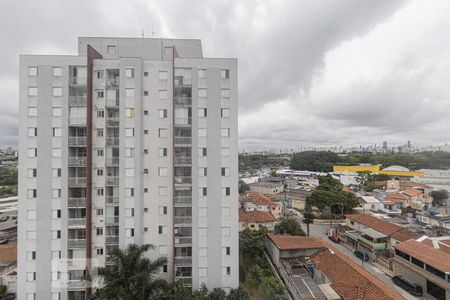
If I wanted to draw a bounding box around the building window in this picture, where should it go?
[125,68,135,78]
[199,167,207,177]
[159,71,168,80]
[97,208,103,216]
[221,167,230,177]
[52,209,61,219]
[144,91,149,96]
[27,272,36,282]
[159,206,168,215]
[53,107,62,117]
[125,108,135,118]
[159,90,168,99]
[52,168,61,177]
[159,148,168,157]
[222,187,231,196]
[52,230,61,239]
[28,148,37,157]
[28,87,38,96]
[198,128,207,137]
[97,90,104,98]
[53,67,63,76]
[126,188,134,197]
[221,128,230,137]
[125,128,135,137]
[107,45,116,54]
[198,89,207,98]
[158,167,168,177]
[97,128,103,137]
[27,251,36,261]
[125,148,135,157]
[52,189,61,198]
[96,70,104,79]
[198,108,207,118]
[198,69,207,78]
[28,127,37,137]
[53,127,62,137]
[28,168,37,178]
[97,110,104,118]
[144,149,149,154]
[221,89,230,98]
[144,71,148,77]
[158,128,168,138]
[199,148,207,157]
[225,247,231,256]
[28,66,38,76]
[27,189,37,199]
[53,87,62,97]
[126,208,134,217]
[144,110,149,115]
[126,88,135,97]
[97,149,104,156]
[97,248,104,255]
[126,228,135,237]
[163,265,168,273]
[221,69,230,79]
[221,108,230,118]
[28,107,38,116]
[144,129,148,135]
[200,187,207,196]
[96,228,103,235]
[158,109,168,118]
[97,188,104,196]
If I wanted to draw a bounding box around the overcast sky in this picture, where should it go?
[1,0,449,151]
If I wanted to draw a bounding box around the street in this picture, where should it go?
[288,214,419,300]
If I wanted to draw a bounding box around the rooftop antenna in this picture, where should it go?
[152,24,156,38]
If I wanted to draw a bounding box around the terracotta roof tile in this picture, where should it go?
[0,244,16,263]
[245,192,278,208]
[394,239,450,273]
[267,234,325,250]
[400,188,423,197]
[239,210,276,223]
[311,247,404,300]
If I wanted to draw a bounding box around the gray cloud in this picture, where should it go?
[2,0,449,150]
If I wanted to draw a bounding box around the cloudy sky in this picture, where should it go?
[1,0,450,151]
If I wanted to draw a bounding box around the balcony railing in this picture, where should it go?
[358,236,388,250]
[68,137,87,147]
[174,137,192,145]
[68,96,87,106]
[174,256,192,266]
[105,216,119,225]
[175,236,192,245]
[106,118,120,127]
[174,176,192,184]
[105,98,119,108]
[105,176,119,186]
[106,78,120,88]
[174,277,192,286]
[68,198,86,208]
[68,157,87,167]
[106,137,119,146]
[174,118,192,126]
[105,157,119,166]
[69,77,87,86]
[174,216,192,225]
[174,97,192,106]
[105,196,119,204]
[174,196,192,206]
[105,236,119,245]
[68,239,86,248]
[68,177,86,187]
[174,156,192,165]
[68,218,86,228]
[69,117,87,126]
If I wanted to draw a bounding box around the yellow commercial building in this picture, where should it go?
[333,165,424,178]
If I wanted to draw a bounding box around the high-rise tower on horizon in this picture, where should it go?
[18,37,238,300]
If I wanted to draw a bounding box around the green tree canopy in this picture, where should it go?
[277,218,305,236]
[431,189,449,207]
[239,227,267,257]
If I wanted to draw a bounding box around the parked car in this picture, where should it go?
[354,250,369,261]
[328,235,340,243]
[392,275,423,296]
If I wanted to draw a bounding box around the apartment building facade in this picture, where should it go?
[18,37,238,300]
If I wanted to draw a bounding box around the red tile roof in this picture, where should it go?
[0,244,16,263]
[267,234,325,250]
[245,192,278,208]
[385,192,410,204]
[399,182,432,189]
[239,210,276,223]
[346,214,416,242]
[394,239,450,273]
[400,188,423,197]
[312,247,404,300]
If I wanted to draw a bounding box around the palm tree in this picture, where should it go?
[91,244,168,300]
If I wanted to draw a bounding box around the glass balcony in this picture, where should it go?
[105,157,119,166]
[105,118,120,127]
[69,117,87,126]
[68,157,87,167]
[105,196,119,204]
[174,196,192,206]
[105,98,119,108]
[174,256,192,266]
[175,118,192,126]
[68,218,86,228]
[105,138,119,147]
[68,96,87,106]
[175,236,192,245]
[69,77,87,86]
[174,216,192,225]
[358,236,388,250]
[174,176,192,184]
[174,156,192,165]
[68,239,86,248]
[105,176,119,186]
[68,198,86,208]
[68,137,87,147]
[68,177,86,187]
[105,236,119,245]
[105,216,119,225]
[105,78,120,88]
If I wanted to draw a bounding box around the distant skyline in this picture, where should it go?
[1,0,450,150]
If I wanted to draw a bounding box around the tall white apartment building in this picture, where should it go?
[18,37,238,300]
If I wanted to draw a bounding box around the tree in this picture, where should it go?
[277,218,305,236]
[0,285,6,297]
[290,151,340,172]
[239,180,250,194]
[303,206,315,236]
[91,244,167,300]
[260,276,287,300]
[431,189,449,207]
[227,287,249,300]
[240,227,267,257]
[208,288,226,300]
